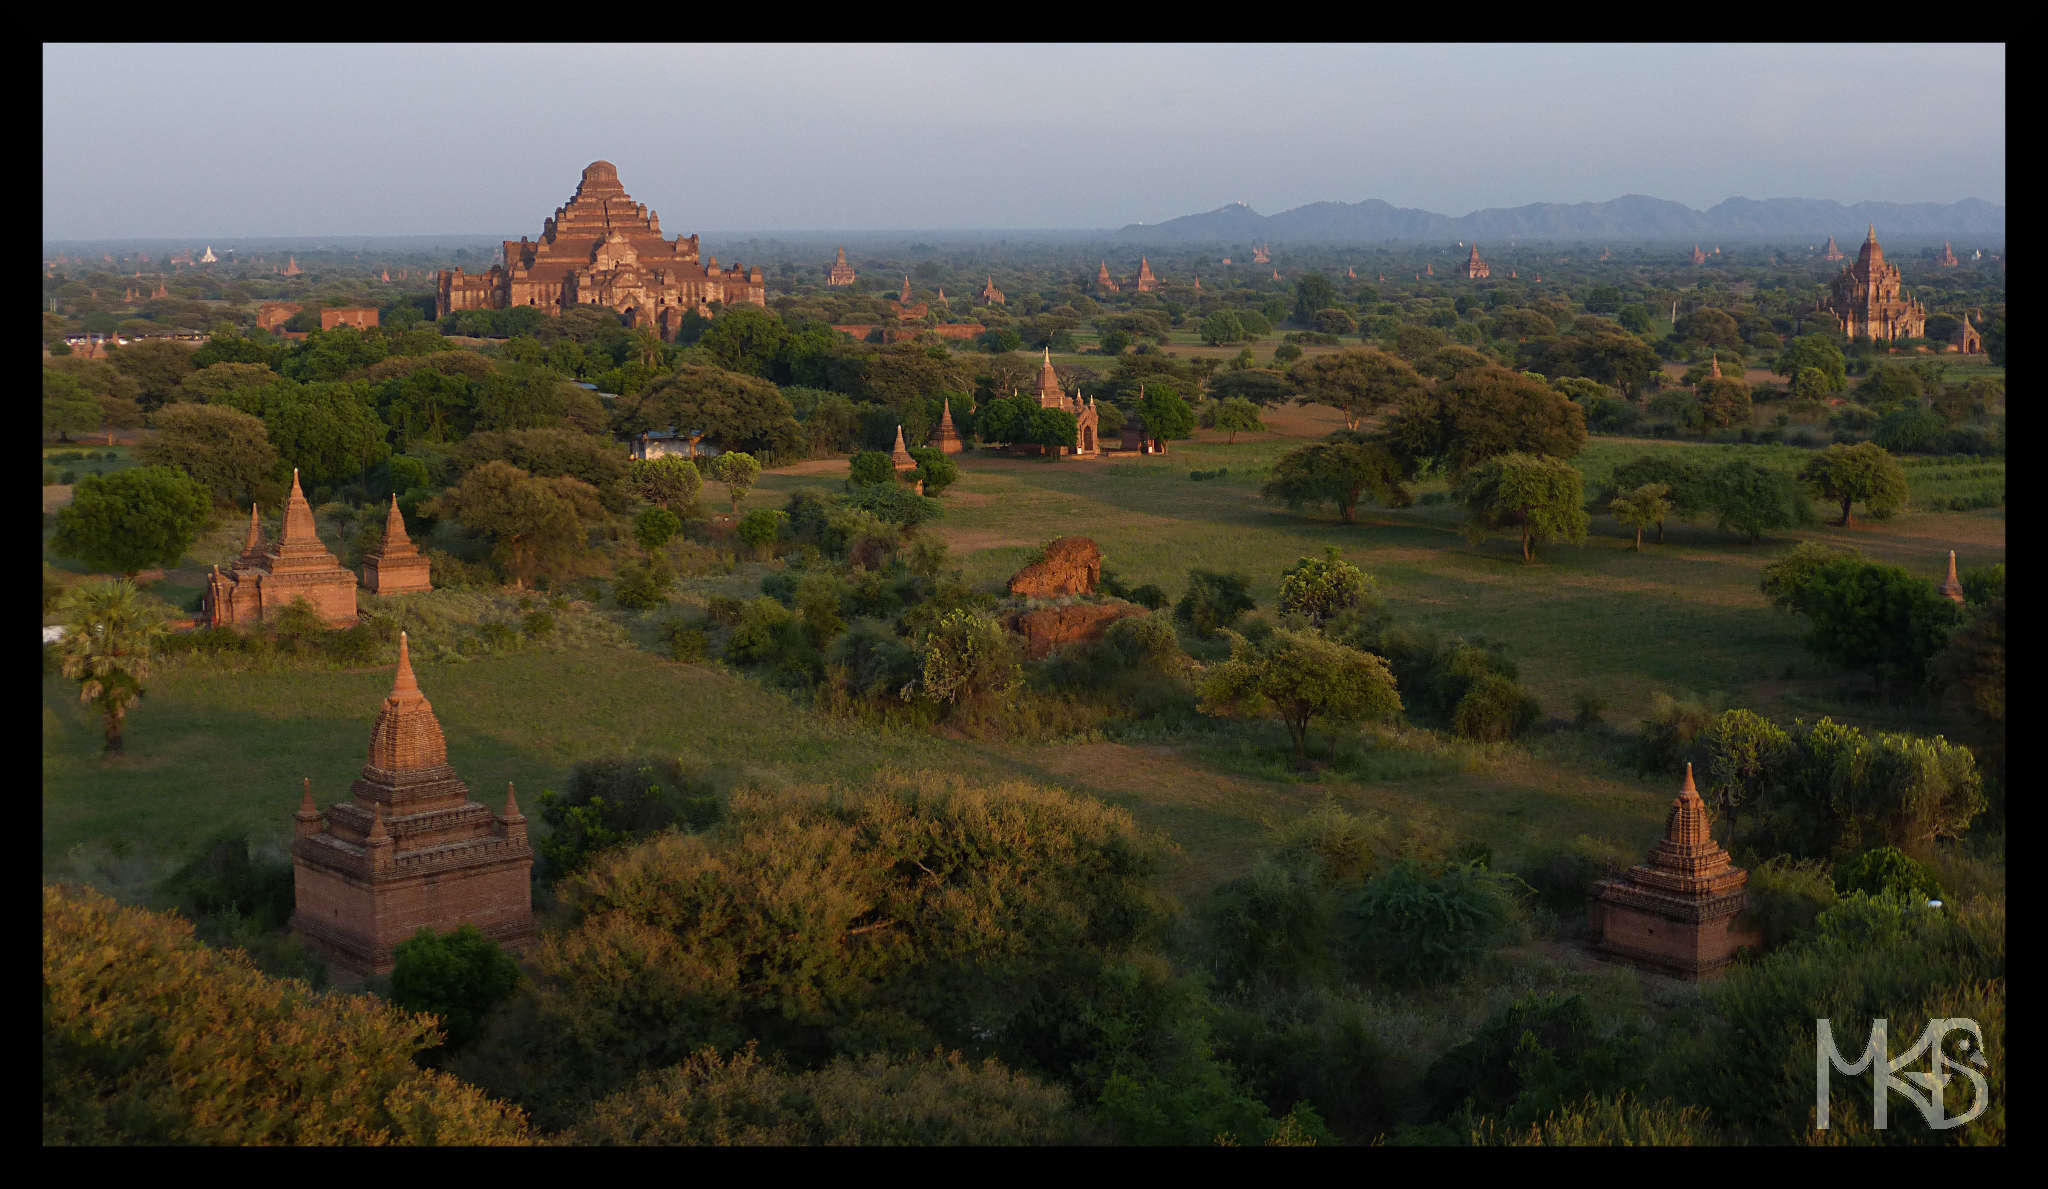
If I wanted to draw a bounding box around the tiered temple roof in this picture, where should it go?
[890,425,917,470]
[1591,763,1755,978]
[928,398,963,454]
[361,494,432,596]
[435,160,765,340]
[291,633,534,977]
[1825,225,1927,342]
[206,470,359,629]
[1134,257,1157,292]
[1465,243,1490,279]
[827,245,856,286]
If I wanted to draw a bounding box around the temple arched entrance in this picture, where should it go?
[1083,426,1095,452]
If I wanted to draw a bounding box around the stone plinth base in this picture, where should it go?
[363,555,432,596]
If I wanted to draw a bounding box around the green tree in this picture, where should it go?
[907,446,958,496]
[1785,556,1963,690]
[1205,368,1294,407]
[108,338,197,411]
[1278,548,1373,628]
[136,403,281,507]
[260,381,392,485]
[1292,273,1337,327]
[1706,459,1813,543]
[43,368,102,441]
[569,1046,1094,1145]
[1286,349,1424,431]
[1205,397,1267,443]
[1137,386,1195,443]
[848,450,896,488]
[1380,365,1586,477]
[695,306,789,378]
[428,461,602,589]
[1456,452,1589,562]
[53,580,168,754]
[1608,482,1672,551]
[1199,628,1402,767]
[633,506,683,556]
[712,450,762,515]
[1176,570,1256,638]
[1260,440,1409,523]
[390,925,524,1054]
[1773,334,1846,394]
[918,609,1018,711]
[52,466,213,576]
[1798,442,1908,527]
[614,365,802,460]
[1701,709,1792,830]
[1695,377,1752,430]
[627,456,702,514]
[1199,310,1246,345]
[42,884,532,1145]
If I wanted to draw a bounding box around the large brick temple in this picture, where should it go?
[203,469,358,629]
[290,633,534,977]
[1823,224,1927,343]
[1591,763,1759,979]
[435,159,765,340]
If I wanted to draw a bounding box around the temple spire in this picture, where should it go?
[244,503,264,551]
[393,631,419,698]
[503,782,522,819]
[1680,761,1698,798]
[383,493,411,547]
[1940,550,1965,603]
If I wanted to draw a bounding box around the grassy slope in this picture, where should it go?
[44,423,2004,901]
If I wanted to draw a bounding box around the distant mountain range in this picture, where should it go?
[1116,196,2006,244]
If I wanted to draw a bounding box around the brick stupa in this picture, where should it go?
[1940,551,1965,604]
[890,424,918,470]
[204,469,358,629]
[291,633,534,977]
[1592,763,1758,979]
[361,494,433,596]
[928,398,963,455]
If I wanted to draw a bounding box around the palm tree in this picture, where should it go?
[54,580,166,755]
[633,327,666,372]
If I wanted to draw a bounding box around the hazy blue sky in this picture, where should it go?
[43,43,2005,239]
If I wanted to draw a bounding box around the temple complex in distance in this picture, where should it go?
[291,633,534,978]
[1464,244,1490,279]
[1823,225,1926,342]
[204,470,358,629]
[436,160,765,340]
[1591,764,1758,979]
[360,494,433,596]
[980,275,1005,304]
[827,246,856,286]
[1822,235,1845,261]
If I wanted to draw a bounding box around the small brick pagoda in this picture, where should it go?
[928,398,963,454]
[1031,347,1100,457]
[204,469,358,629]
[1939,550,1965,603]
[1133,256,1158,292]
[890,424,918,471]
[361,494,433,596]
[826,245,856,286]
[1591,763,1758,979]
[1464,243,1490,279]
[290,633,534,977]
[1097,260,1120,293]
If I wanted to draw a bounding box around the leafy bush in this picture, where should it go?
[1833,845,1941,902]
[611,559,673,611]
[390,925,524,1054]
[657,617,708,662]
[1176,569,1256,638]
[1341,860,1519,987]
[1450,674,1541,742]
[533,755,721,879]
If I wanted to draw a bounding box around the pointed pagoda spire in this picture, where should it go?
[244,502,264,552]
[1681,761,1698,797]
[368,802,388,841]
[298,777,320,819]
[1940,551,1965,603]
[503,782,522,819]
[392,630,420,698]
[1867,222,1877,243]
[279,467,319,547]
[1708,353,1721,380]
[382,493,411,548]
